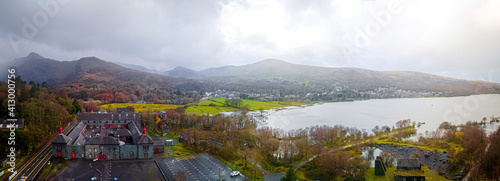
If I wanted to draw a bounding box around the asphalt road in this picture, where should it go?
[54,159,166,181]
[157,153,247,181]
[10,122,77,181]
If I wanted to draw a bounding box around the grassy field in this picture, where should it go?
[186,98,304,114]
[185,105,239,115]
[172,143,193,157]
[365,166,450,181]
[99,103,181,112]
[211,154,264,180]
[99,99,303,115]
[374,137,463,153]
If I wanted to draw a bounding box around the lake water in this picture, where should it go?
[264,94,500,135]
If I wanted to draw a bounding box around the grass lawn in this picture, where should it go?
[172,143,194,157]
[365,166,450,181]
[189,98,305,115]
[296,169,315,181]
[211,154,264,180]
[99,103,181,112]
[100,99,305,115]
[374,138,461,153]
[185,105,238,115]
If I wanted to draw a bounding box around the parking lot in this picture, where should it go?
[156,153,247,181]
[53,159,165,181]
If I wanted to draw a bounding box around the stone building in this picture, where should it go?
[394,158,425,181]
[51,107,156,160]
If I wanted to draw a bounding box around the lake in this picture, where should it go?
[264,94,500,135]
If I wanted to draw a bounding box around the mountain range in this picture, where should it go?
[3,52,500,101]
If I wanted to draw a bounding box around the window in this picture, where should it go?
[89,148,91,153]
[94,148,97,153]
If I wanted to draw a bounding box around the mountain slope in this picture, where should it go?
[113,62,163,74]
[5,53,500,101]
[5,53,209,103]
[164,67,205,79]
[197,59,500,96]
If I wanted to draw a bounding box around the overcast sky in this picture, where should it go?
[1,0,499,82]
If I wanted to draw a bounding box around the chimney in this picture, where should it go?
[59,127,63,134]
[143,127,146,134]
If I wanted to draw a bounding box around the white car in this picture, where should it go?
[230,171,240,177]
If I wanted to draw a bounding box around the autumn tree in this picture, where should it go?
[379,150,395,167]
[459,122,487,169]
[479,127,500,179]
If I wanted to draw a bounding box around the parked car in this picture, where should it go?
[230,171,240,177]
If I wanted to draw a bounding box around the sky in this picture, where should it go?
[0,0,499,82]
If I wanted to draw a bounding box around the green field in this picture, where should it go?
[99,103,181,112]
[186,98,303,114]
[100,98,304,115]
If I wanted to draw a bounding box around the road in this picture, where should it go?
[10,122,77,181]
[237,152,266,174]
[157,153,247,181]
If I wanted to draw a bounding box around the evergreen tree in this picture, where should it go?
[281,167,297,181]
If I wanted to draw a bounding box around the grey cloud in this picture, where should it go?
[0,0,499,82]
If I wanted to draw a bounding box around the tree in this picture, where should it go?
[379,150,395,167]
[281,167,297,181]
[479,127,500,179]
[459,122,487,168]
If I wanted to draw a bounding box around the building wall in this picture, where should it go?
[137,144,154,159]
[100,145,120,160]
[67,145,85,159]
[52,144,68,158]
[119,145,138,159]
[85,145,99,160]
[85,120,131,129]
[153,145,164,153]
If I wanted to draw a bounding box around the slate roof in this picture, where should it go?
[397,159,421,170]
[77,113,141,121]
[116,129,132,137]
[72,134,86,146]
[127,120,141,144]
[116,107,135,113]
[53,134,71,144]
[153,138,163,146]
[68,121,86,142]
[137,135,154,144]
[85,136,119,145]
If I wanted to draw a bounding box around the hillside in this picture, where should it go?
[5,52,209,104]
[190,59,500,96]
[4,53,500,102]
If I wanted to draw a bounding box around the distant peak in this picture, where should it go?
[254,58,290,65]
[26,52,44,60]
[172,66,192,71]
[78,56,103,62]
